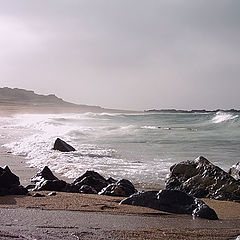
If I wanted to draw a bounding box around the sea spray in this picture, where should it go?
[1,112,240,188]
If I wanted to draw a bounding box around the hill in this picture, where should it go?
[0,87,105,113]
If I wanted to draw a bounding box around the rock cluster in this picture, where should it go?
[120,189,218,220]
[165,156,240,201]
[31,167,137,197]
[99,179,137,197]
[0,166,28,196]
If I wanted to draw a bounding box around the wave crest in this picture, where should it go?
[212,111,239,123]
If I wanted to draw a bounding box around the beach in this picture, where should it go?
[0,106,240,239]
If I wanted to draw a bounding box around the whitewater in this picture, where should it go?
[1,111,239,189]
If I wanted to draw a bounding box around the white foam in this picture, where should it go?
[2,113,170,186]
[141,126,158,130]
[212,111,238,123]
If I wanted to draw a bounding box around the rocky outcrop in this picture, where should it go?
[165,156,240,201]
[0,166,28,196]
[99,179,137,197]
[192,204,219,220]
[31,166,59,183]
[72,171,109,193]
[79,185,97,194]
[229,162,240,181]
[31,166,68,191]
[120,189,218,220]
[53,138,76,152]
[30,168,136,196]
[34,179,67,191]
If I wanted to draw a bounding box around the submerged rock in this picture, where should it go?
[31,166,59,183]
[99,179,137,197]
[0,166,28,196]
[165,156,240,201]
[53,138,76,152]
[229,162,240,181]
[120,189,219,220]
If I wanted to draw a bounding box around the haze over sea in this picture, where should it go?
[1,111,239,189]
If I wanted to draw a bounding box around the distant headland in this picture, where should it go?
[0,87,133,114]
[1,87,239,114]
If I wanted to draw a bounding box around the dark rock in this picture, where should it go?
[156,189,196,214]
[0,166,28,196]
[73,171,107,184]
[229,162,240,181]
[8,185,28,195]
[26,185,36,190]
[0,166,20,188]
[48,192,57,196]
[34,180,67,191]
[192,204,219,220]
[53,138,76,152]
[106,177,117,184]
[79,185,97,194]
[120,191,159,209]
[165,156,240,201]
[99,179,137,197]
[32,193,45,197]
[63,183,79,193]
[31,166,59,183]
[73,171,108,193]
[120,189,219,220]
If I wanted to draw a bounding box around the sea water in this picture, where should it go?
[1,111,239,188]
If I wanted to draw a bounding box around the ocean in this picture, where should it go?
[1,111,239,189]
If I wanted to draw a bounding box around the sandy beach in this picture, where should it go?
[0,107,240,239]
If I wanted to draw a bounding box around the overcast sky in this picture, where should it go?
[0,1,239,110]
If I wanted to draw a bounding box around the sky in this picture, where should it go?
[0,1,239,110]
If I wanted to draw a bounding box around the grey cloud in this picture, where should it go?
[0,0,239,110]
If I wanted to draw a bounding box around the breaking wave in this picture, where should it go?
[1,111,240,188]
[211,111,239,124]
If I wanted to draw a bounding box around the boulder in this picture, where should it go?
[165,156,240,201]
[229,162,240,181]
[34,179,67,191]
[0,166,28,196]
[120,191,159,209]
[120,189,219,220]
[31,166,59,183]
[32,193,45,197]
[99,179,137,197]
[192,204,219,220]
[0,166,20,188]
[53,138,76,152]
[73,171,108,193]
[48,192,57,196]
[79,185,97,194]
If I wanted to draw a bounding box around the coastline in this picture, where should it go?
[0,106,240,239]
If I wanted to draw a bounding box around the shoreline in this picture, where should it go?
[0,106,240,239]
[0,142,239,239]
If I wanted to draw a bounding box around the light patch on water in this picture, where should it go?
[212,111,239,124]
